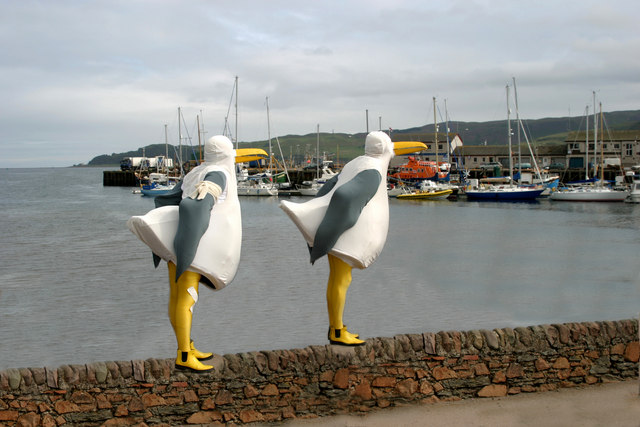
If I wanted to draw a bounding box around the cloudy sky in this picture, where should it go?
[1,0,638,167]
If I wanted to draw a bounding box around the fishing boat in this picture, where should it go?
[140,181,177,197]
[297,125,339,196]
[236,171,278,196]
[137,122,181,197]
[387,181,412,197]
[298,162,338,196]
[231,91,282,197]
[465,81,544,201]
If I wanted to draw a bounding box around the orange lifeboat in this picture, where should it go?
[390,156,448,182]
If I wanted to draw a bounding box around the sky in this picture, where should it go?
[1,0,639,167]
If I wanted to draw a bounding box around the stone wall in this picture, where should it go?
[1,319,638,426]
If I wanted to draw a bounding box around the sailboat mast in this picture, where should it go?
[316,124,320,179]
[585,105,589,181]
[445,98,451,163]
[512,77,522,182]
[507,84,513,183]
[178,107,183,175]
[164,124,169,174]
[235,76,239,150]
[266,97,273,173]
[365,109,369,133]
[433,97,438,172]
[197,114,202,163]
[599,102,604,182]
[593,91,597,181]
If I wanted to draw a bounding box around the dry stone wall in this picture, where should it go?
[1,319,638,426]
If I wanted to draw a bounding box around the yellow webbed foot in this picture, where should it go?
[329,326,365,346]
[190,340,213,361]
[175,350,214,373]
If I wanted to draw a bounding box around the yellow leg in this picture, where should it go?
[167,262,213,372]
[326,255,364,346]
[168,263,213,360]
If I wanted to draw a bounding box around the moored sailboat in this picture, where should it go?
[465,82,544,201]
[550,93,626,202]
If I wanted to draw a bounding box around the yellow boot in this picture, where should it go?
[175,349,214,372]
[329,326,365,346]
[169,263,214,372]
[191,340,213,361]
[326,255,365,346]
[327,325,358,340]
[168,262,213,362]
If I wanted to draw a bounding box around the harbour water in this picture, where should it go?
[1,167,639,371]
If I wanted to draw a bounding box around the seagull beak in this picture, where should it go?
[393,141,427,156]
[235,148,269,163]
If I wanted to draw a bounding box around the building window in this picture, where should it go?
[626,144,632,156]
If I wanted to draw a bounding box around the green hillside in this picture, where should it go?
[88,109,640,166]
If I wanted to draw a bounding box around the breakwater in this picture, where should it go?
[1,319,638,426]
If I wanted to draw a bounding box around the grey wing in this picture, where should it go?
[309,169,381,264]
[173,171,227,281]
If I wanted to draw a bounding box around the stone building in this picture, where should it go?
[563,130,640,170]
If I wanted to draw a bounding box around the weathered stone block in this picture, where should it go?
[552,357,570,370]
[114,361,133,379]
[54,400,80,414]
[131,360,145,382]
[396,378,418,398]
[432,366,456,381]
[481,330,500,350]
[372,377,396,388]
[353,380,372,400]
[239,409,265,423]
[477,384,507,397]
[17,411,40,426]
[0,410,19,422]
[187,410,223,424]
[262,384,279,396]
[214,389,233,405]
[4,369,21,391]
[624,341,639,362]
[333,368,350,389]
[407,334,424,353]
[544,325,560,348]
[394,334,412,358]
[424,333,437,354]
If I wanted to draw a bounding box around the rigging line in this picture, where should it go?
[223,78,237,140]
[601,112,624,173]
[177,109,199,162]
[569,106,589,144]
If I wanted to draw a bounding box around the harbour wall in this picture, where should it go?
[1,319,638,426]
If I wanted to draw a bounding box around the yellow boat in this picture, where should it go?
[396,188,453,200]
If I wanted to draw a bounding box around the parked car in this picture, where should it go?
[480,162,502,170]
[513,163,532,169]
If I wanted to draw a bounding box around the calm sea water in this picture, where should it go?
[1,167,639,371]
